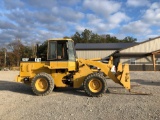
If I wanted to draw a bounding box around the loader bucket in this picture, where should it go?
[119,64,130,90]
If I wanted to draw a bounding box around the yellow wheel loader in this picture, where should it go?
[16,38,130,97]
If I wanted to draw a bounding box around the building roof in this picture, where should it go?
[113,36,160,57]
[47,38,73,41]
[75,43,138,50]
[119,36,160,52]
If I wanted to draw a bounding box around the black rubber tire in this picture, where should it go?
[31,72,54,96]
[83,72,107,97]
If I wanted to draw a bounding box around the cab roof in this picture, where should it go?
[47,38,73,41]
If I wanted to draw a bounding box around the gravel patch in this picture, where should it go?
[0,71,160,120]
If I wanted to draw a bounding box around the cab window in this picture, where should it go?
[57,42,68,60]
[48,41,68,60]
[48,41,56,60]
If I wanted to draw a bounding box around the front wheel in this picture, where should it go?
[83,73,107,97]
[31,72,54,96]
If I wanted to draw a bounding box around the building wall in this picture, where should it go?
[129,65,160,71]
[120,56,155,64]
[76,50,115,59]
[120,37,160,53]
[120,56,160,64]
[119,37,160,71]
[120,56,160,71]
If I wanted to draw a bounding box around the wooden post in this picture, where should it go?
[152,54,156,71]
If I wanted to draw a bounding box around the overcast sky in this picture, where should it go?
[0,0,160,47]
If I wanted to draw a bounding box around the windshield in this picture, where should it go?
[67,41,76,61]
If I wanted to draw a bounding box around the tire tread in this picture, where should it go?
[83,72,107,97]
[31,72,54,96]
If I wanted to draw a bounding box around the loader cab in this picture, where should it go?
[47,39,76,61]
[47,39,77,71]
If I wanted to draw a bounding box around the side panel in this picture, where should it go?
[68,61,76,71]
[17,61,51,83]
[57,61,68,69]
[49,61,76,71]
[73,65,93,88]
[17,61,73,87]
[51,70,68,87]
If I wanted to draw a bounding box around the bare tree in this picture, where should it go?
[8,38,23,66]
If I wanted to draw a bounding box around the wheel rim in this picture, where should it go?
[35,78,48,92]
[89,79,102,93]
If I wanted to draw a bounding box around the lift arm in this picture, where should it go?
[78,57,130,90]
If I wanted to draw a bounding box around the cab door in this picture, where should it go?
[57,42,68,69]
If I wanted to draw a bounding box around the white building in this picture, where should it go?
[75,36,160,71]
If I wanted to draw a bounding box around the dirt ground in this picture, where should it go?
[0,71,160,120]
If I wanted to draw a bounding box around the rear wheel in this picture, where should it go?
[83,73,107,97]
[31,72,54,96]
